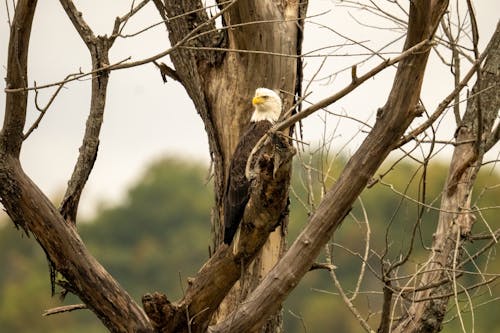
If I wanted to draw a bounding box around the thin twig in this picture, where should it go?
[452,229,467,333]
[111,0,151,42]
[326,244,375,333]
[441,17,462,125]
[5,57,131,93]
[397,24,497,148]
[408,276,498,302]
[350,197,370,302]
[122,0,233,38]
[23,75,73,139]
[43,304,87,316]
[5,0,12,27]
[275,38,434,133]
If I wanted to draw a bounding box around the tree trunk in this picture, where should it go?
[153,1,306,331]
[392,22,500,333]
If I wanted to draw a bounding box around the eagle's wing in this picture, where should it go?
[223,121,272,244]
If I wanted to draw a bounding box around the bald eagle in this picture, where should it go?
[223,88,282,244]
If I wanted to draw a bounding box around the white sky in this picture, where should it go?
[1,1,498,220]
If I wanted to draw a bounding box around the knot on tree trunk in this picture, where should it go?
[142,292,175,331]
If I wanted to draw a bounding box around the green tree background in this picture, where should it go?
[0,156,498,332]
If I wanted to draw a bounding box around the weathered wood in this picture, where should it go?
[58,0,113,224]
[1,0,37,160]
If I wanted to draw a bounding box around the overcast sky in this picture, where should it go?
[1,1,498,220]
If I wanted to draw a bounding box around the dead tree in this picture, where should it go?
[2,1,498,333]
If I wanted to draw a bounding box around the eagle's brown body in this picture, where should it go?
[223,120,272,244]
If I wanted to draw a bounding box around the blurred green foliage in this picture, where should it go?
[0,156,498,332]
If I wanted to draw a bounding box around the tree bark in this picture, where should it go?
[391,22,500,333]
[1,0,37,160]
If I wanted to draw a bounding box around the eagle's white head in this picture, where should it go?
[251,87,282,123]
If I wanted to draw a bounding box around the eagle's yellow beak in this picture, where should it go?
[252,96,264,106]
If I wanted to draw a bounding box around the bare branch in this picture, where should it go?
[396,26,498,148]
[43,304,87,316]
[0,0,37,158]
[58,0,112,224]
[110,0,151,43]
[350,197,371,302]
[4,57,130,93]
[441,17,463,125]
[23,76,71,140]
[274,38,434,133]
[326,243,375,333]
[59,0,96,47]
[4,0,12,27]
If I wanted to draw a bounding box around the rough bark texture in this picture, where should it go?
[1,0,36,160]
[209,1,449,332]
[392,23,500,333]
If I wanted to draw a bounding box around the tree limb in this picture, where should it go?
[273,38,435,133]
[0,0,37,159]
[58,0,112,224]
